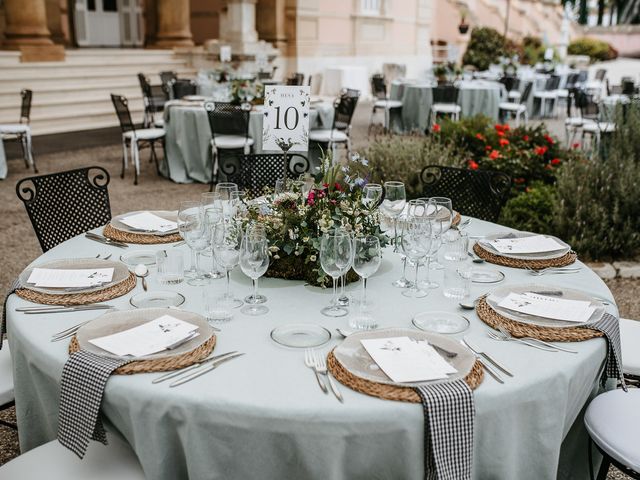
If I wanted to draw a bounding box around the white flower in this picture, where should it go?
[273,254,280,260]
[310,255,317,262]
[269,245,280,252]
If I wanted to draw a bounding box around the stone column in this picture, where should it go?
[2,0,53,48]
[153,0,194,47]
[226,0,258,49]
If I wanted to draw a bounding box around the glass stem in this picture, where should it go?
[253,277,259,300]
[190,249,196,272]
[332,277,338,307]
[226,270,231,298]
[401,257,408,279]
[195,252,202,278]
[340,274,345,298]
[425,255,431,283]
[393,219,398,252]
[414,262,420,291]
[362,277,367,308]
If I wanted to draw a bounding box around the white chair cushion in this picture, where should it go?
[213,135,254,150]
[584,389,640,473]
[309,129,348,143]
[555,89,569,98]
[0,340,14,407]
[507,91,521,100]
[431,103,461,114]
[0,124,29,134]
[582,122,615,133]
[0,436,145,479]
[499,102,526,112]
[374,99,403,109]
[565,117,584,126]
[123,128,165,141]
[620,318,640,375]
[153,118,165,128]
[534,91,557,99]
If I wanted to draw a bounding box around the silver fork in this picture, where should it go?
[497,326,578,354]
[526,266,581,276]
[304,348,327,394]
[96,253,113,260]
[51,320,92,341]
[313,350,343,402]
[487,331,558,352]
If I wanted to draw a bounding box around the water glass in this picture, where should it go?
[320,230,353,317]
[361,183,383,209]
[215,182,238,220]
[156,250,184,285]
[212,221,243,308]
[350,235,382,330]
[239,228,269,316]
[203,289,233,323]
[178,200,202,279]
[442,231,471,300]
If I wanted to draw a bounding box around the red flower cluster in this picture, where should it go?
[523,135,530,142]
[572,143,580,149]
[498,138,509,147]
[551,158,561,165]
[475,133,485,141]
[488,150,500,160]
[535,145,548,156]
[514,177,526,184]
[544,134,555,145]
[432,124,441,133]
[468,160,479,170]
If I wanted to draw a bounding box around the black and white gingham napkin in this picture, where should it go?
[415,379,475,480]
[1,278,21,348]
[589,312,626,391]
[58,350,132,458]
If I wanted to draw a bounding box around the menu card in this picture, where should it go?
[89,315,199,357]
[120,212,177,233]
[485,235,564,254]
[360,336,457,383]
[27,267,114,288]
[498,292,596,323]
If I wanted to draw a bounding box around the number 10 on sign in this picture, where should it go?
[262,86,310,153]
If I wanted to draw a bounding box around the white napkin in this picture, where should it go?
[120,212,177,233]
[498,292,596,323]
[361,336,457,383]
[27,268,114,288]
[89,315,199,357]
[486,235,564,254]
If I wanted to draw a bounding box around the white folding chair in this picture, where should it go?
[0,89,37,173]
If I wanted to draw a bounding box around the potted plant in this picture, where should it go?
[458,10,470,34]
[433,64,449,85]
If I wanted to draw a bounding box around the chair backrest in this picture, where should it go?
[622,79,635,96]
[172,79,197,99]
[371,74,387,100]
[332,89,360,131]
[520,82,533,104]
[432,85,459,104]
[204,101,250,141]
[420,165,511,223]
[499,76,518,92]
[160,71,177,85]
[565,73,580,90]
[110,94,136,133]
[577,70,588,83]
[595,69,606,81]
[20,89,33,124]
[286,73,305,86]
[545,75,561,91]
[137,73,152,99]
[16,166,112,252]
[575,90,599,120]
[228,153,310,198]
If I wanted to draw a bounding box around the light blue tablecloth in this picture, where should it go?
[0,139,6,180]
[161,102,334,184]
[8,217,614,479]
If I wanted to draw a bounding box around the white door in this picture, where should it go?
[75,0,121,46]
[119,0,144,47]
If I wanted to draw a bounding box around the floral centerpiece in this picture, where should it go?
[242,154,389,287]
[230,78,264,105]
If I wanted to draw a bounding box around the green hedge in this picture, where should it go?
[568,37,618,62]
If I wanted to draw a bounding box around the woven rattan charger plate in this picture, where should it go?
[103,223,182,244]
[473,243,577,270]
[68,334,216,375]
[15,272,137,306]
[476,297,603,342]
[327,350,484,403]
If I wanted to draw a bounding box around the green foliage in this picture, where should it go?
[521,36,545,65]
[499,183,557,234]
[568,37,618,62]
[553,103,640,260]
[462,27,507,71]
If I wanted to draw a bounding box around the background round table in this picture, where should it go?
[7,217,615,480]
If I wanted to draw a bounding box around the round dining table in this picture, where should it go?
[7,216,615,480]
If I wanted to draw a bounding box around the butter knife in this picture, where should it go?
[84,232,129,248]
[169,352,245,387]
[152,350,238,384]
[462,337,513,377]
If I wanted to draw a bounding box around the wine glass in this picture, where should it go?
[336,228,354,307]
[212,221,243,308]
[401,203,432,298]
[180,212,211,286]
[240,227,269,316]
[243,223,268,305]
[320,230,352,317]
[350,235,382,330]
[379,181,406,252]
[215,182,238,220]
[361,183,383,209]
[421,196,453,271]
[201,192,224,279]
[178,200,201,279]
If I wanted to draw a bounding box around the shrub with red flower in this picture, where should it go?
[468,160,479,170]
[551,158,561,165]
[535,145,548,156]
[488,150,500,160]
[432,123,441,133]
[498,138,509,147]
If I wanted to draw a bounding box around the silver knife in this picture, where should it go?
[462,337,513,377]
[23,306,116,314]
[477,358,504,384]
[169,352,245,387]
[152,351,238,384]
[85,232,129,249]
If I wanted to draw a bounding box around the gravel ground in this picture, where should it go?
[0,101,636,478]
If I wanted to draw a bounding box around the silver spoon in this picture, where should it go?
[134,263,149,291]
[459,293,487,310]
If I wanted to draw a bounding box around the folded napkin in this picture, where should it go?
[589,313,626,391]
[1,278,21,348]
[414,379,474,480]
[58,350,132,458]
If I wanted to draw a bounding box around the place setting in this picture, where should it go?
[102,210,182,245]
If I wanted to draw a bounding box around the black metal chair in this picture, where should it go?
[576,90,615,155]
[171,78,198,99]
[137,73,167,128]
[226,153,310,198]
[160,70,177,86]
[369,74,402,135]
[498,82,532,126]
[309,88,360,160]
[429,85,460,127]
[111,94,165,185]
[0,339,15,430]
[204,101,254,191]
[533,74,561,117]
[286,73,305,86]
[0,89,37,173]
[16,166,112,252]
[420,165,511,223]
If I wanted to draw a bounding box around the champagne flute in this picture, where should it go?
[215,182,238,220]
[361,183,383,210]
[212,221,243,308]
[421,196,453,271]
[320,230,352,317]
[336,228,354,307]
[178,200,201,279]
[240,227,269,316]
[181,212,210,286]
[201,192,224,279]
[401,202,431,298]
[380,181,406,251]
[244,223,268,305]
[350,235,382,330]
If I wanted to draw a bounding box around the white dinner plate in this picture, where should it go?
[486,284,605,328]
[110,210,178,236]
[478,231,571,260]
[333,328,475,387]
[19,258,130,295]
[76,308,214,360]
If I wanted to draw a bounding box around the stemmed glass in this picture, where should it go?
[350,235,382,330]
[216,182,238,220]
[179,211,211,286]
[212,221,243,308]
[380,181,409,288]
[320,230,353,317]
[361,183,383,210]
[201,192,224,279]
[178,200,202,280]
[239,225,269,316]
[422,197,453,271]
[336,229,354,307]
[243,223,268,305]
[401,201,432,298]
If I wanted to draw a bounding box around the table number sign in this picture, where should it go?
[262,85,310,153]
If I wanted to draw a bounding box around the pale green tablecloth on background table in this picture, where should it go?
[8,217,615,480]
[0,139,6,180]
[160,102,334,184]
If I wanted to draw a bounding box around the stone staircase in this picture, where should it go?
[0,49,196,136]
